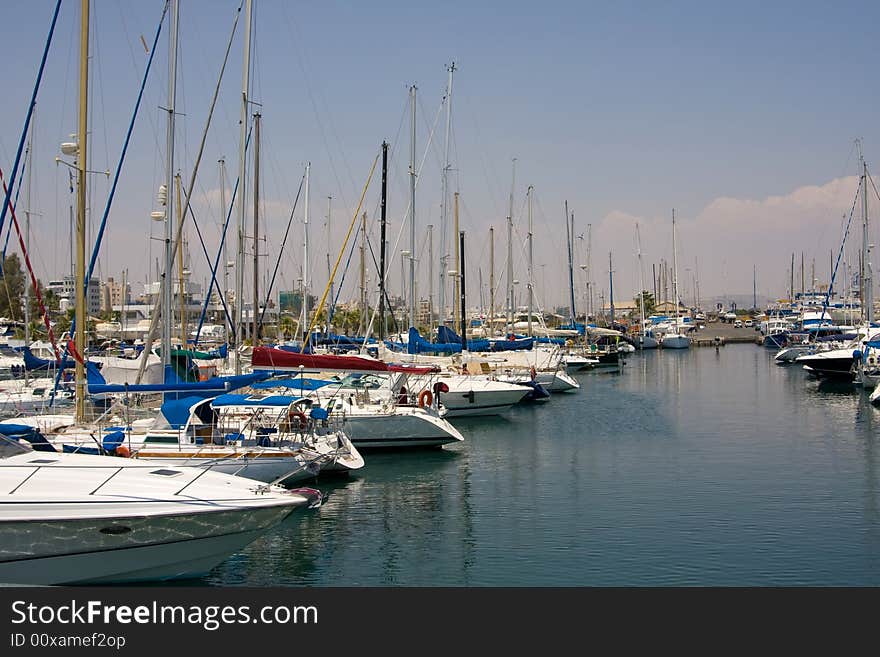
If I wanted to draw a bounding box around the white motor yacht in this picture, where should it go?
[0,434,321,585]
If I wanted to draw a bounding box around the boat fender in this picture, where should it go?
[288,410,309,430]
[530,366,537,381]
[853,350,863,361]
[432,381,450,395]
[115,444,131,458]
[418,389,433,408]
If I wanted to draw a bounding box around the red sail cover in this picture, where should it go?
[251,347,438,374]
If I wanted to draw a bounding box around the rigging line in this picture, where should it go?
[179,180,234,332]
[0,170,59,360]
[193,126,252,345]
[301,151,380,353]
[84,0,170,296]
[0,155,28,269]
[279,4,353,214]
[0,0,62,243]
[361,98,446,345]
[822,177,863,318]
[259,170,306,330]
[137,0,244,381]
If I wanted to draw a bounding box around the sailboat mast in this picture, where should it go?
[565,201,575,326]
[378,141,388,340]
[636,223,646,335]
[175,173,186,347]
[671,209,679,326]
[862,149,873,323]
[609,251,614,326]
[359,211,366,335]
[459,230,467,352]
[438,63,455,326]
[527,185,533,336]
[74,0,90,423]
[506,158,516,329]
[427,224,434,332]
[753,264,757,310]
[453,191,460,329]
[586,223,592,318]
[409,85,417,329]
[252,112,261,342]
[162,0,179,366]
[489,226,494,334]
[218,157,228,336]
[234,0,252,373]
[24,119,33,387]
[303,161,310,341]
[326,195,333,322]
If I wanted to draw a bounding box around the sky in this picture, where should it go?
[1,0,880,317]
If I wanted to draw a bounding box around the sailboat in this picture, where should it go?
[0,0,324,587]
[659,209,691,349]
[635,223,658,349]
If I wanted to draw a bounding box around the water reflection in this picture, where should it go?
[203,343,880,586]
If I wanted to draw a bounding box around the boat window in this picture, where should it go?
[0,435,31,459]
[149,469,182,477]
[143,435,180,444]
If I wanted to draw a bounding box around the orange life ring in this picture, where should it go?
[288,410,309,430]
[418,389,433,408]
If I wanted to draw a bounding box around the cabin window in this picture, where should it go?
[149,469,182,477]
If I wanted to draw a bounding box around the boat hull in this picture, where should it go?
[0,504,297,585]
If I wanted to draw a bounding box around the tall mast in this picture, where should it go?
[459,230,467,352]
[74,0,90,423]
[608,251,614,326]
[427,224,433,333]
[234,0,252,373]
[326,195,334,323]
[175,172,186,347]
[24,117,33,386]
[218,157,228,336]
[252,112,261,342]
[790,252,794,307]
[378,141,388,340]
[438,62,455,326]
[862,145,873,323]
[303,161,310,341]
[527,185,533,336]
[489,226,494,334]
[636,223,646,337]
[161,0,179,368]
[671,209,679,329]
[359,211,366,334]
[753,264,757,310]
[565,201,574,326]
[586,223,592,318]
[506,158,516,329]
[453,191,460,329]
[408,85,417,329]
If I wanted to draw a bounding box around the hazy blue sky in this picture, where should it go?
[1,0,879,314]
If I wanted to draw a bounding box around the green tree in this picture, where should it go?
[0,254,26,320]
[634,290,655,317]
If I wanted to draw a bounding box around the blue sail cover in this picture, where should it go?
[435,326,491,351]
[21,346,78,371]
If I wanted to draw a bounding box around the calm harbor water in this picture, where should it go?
[206,343,880,586]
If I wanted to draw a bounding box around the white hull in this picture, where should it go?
[0,506,292,585]
[636,335,659,350]
[660,334,691,349]
[340,406,464,448]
